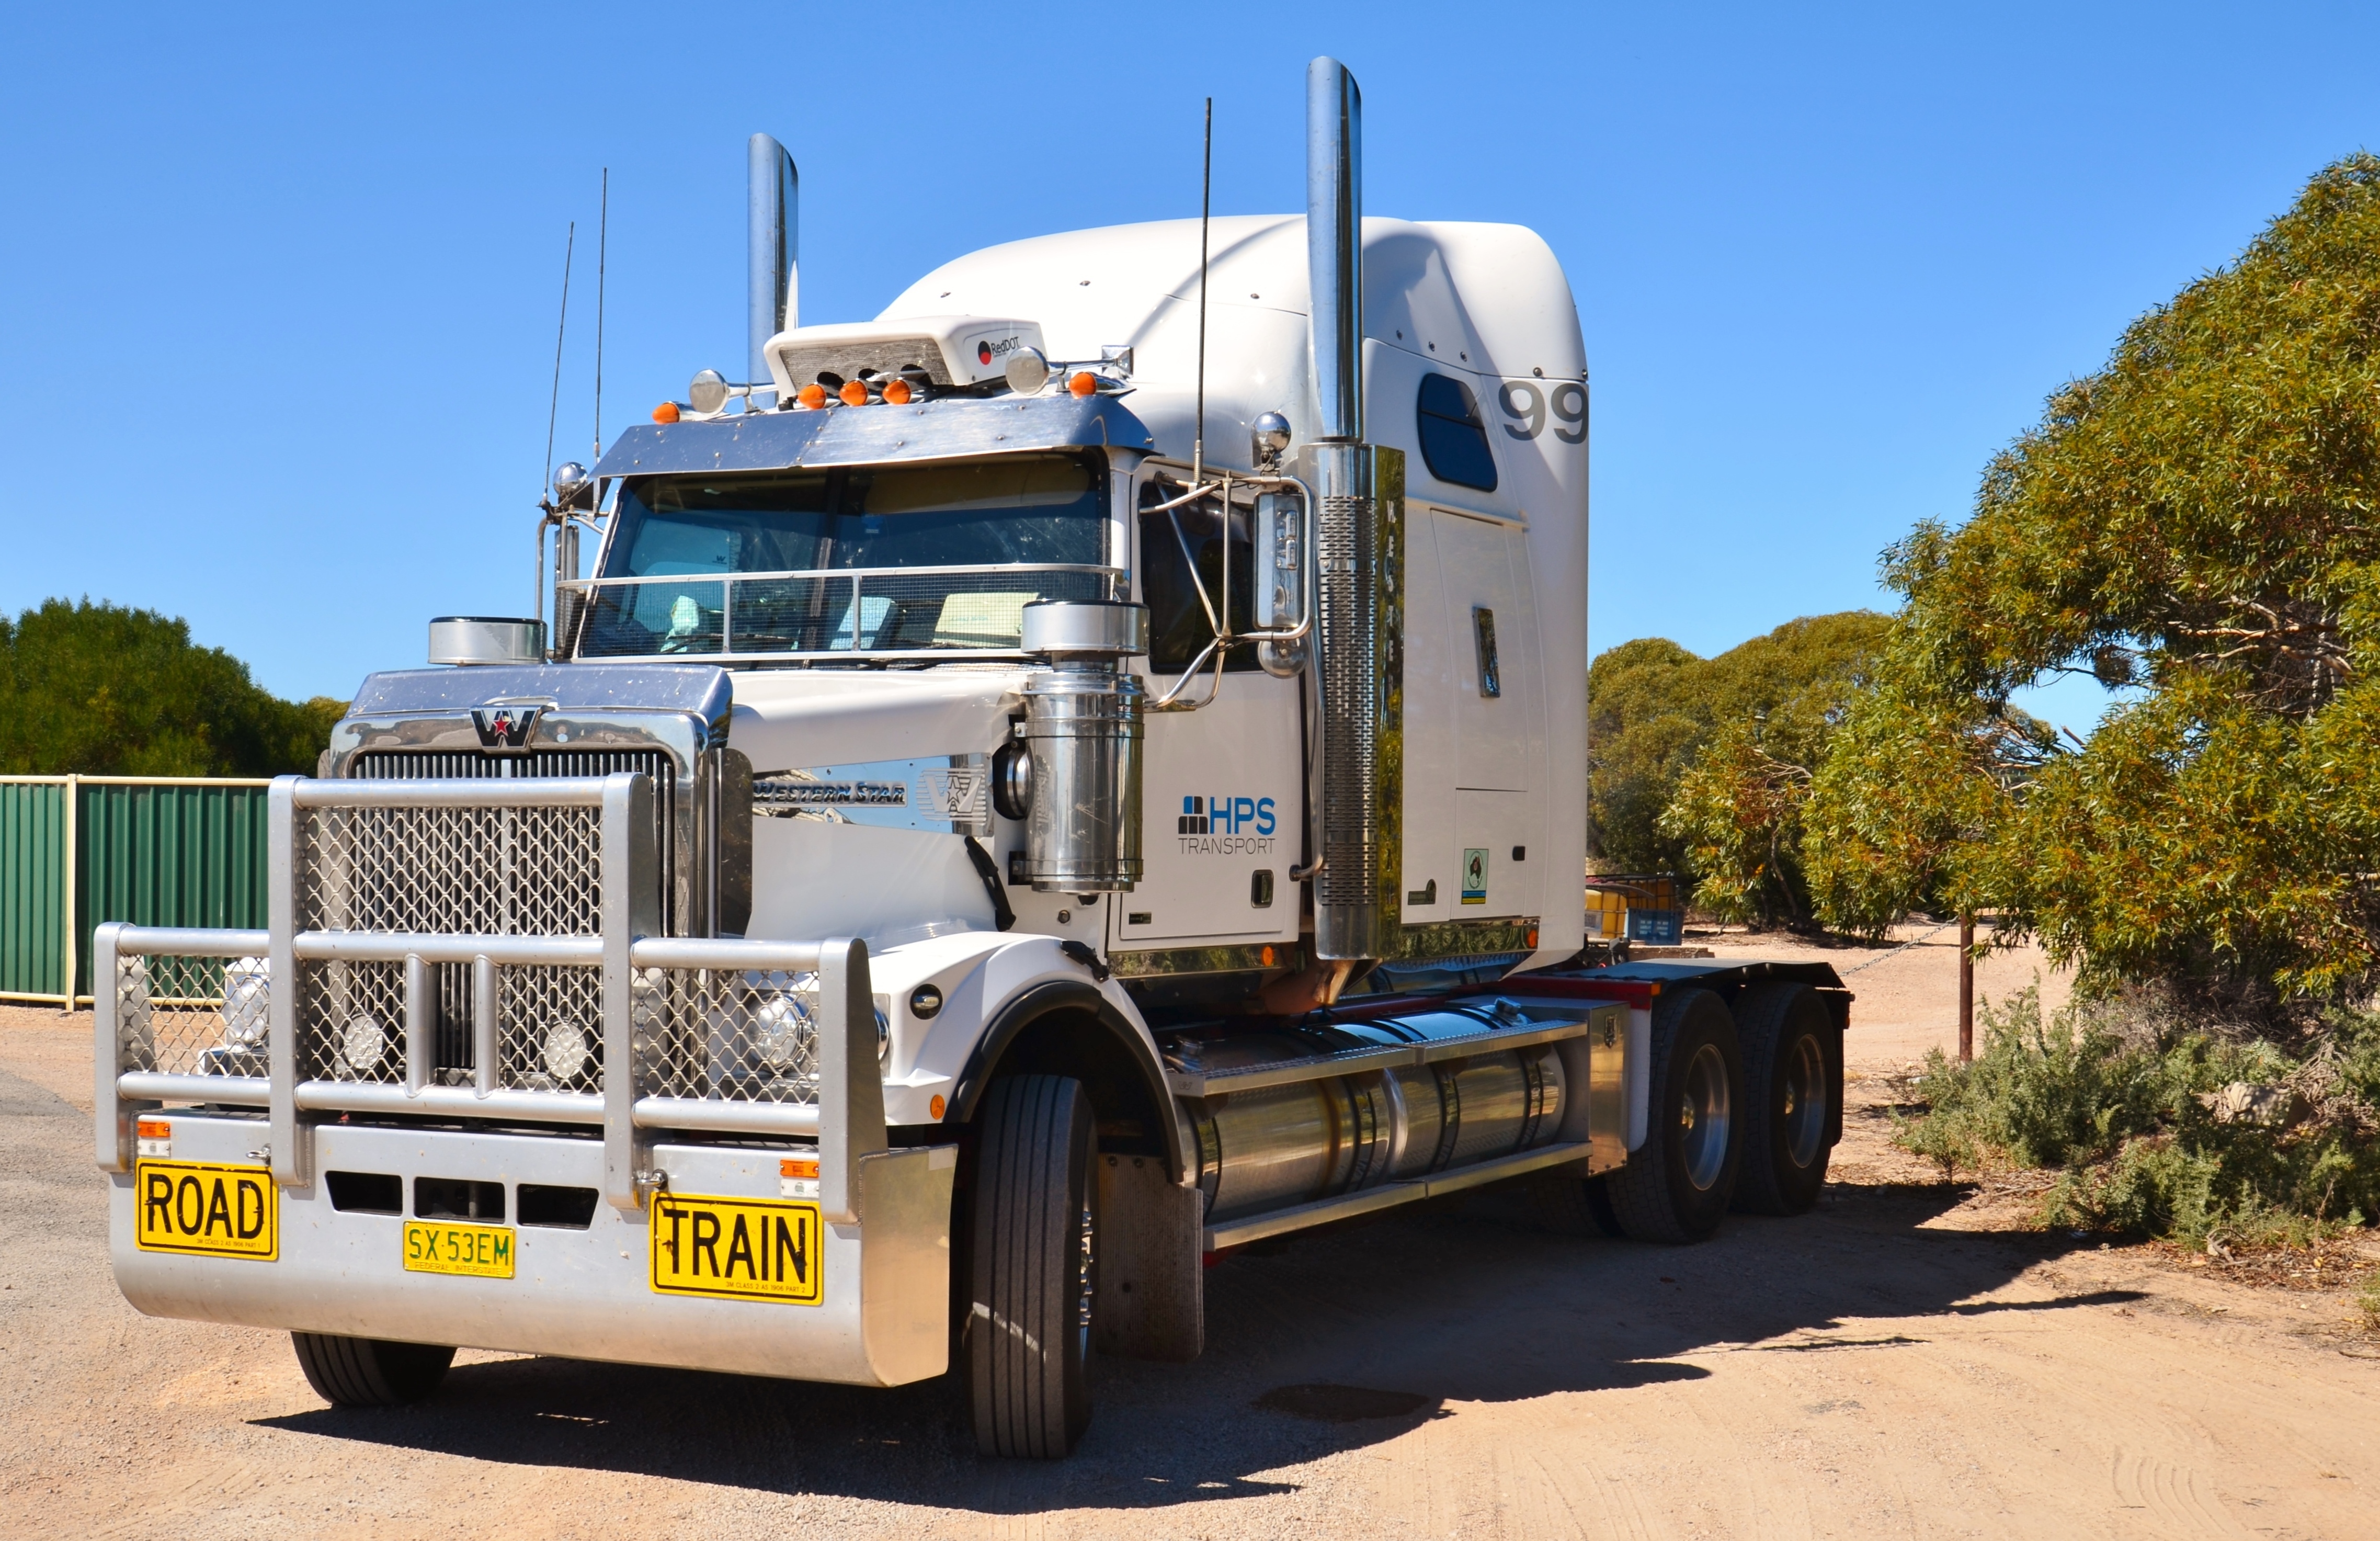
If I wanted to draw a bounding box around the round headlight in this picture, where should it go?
[543,1020,591,1081]
[341,1014,386,1073]
[222,957,270,1050]
[754,991,815,1073]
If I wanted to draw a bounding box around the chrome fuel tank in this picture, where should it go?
[1172,1001,1567,1224]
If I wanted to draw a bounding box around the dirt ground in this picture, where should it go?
[5,930,2376,1540]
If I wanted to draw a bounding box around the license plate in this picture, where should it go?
[403,1219,516,1279]
[134,1160,278,1261]
[649,1192,822,1305]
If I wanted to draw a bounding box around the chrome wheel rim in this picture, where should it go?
[1075,1200,1096,1361]
[1678,1042,1732,1191]
[1782,1033,1827,1169]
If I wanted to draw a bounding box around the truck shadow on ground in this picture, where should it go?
[254,1174,2143,1515]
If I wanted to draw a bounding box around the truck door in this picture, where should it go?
[1117,473,1303,955]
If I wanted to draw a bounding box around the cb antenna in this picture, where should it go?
[541,221,575,501]
[1192,97,1212,490]
[593,168,608,464]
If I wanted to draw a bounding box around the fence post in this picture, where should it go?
[1958,911,1975,1063]
[60,774,78,1011]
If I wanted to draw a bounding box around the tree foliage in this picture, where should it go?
[0,599,345,776]
[1588,612,1889,924]
[1812,153,2380,1006]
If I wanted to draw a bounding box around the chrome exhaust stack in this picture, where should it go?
[748,133,798,409]
[1303,57,1404,963]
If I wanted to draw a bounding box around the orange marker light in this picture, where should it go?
[779,1157,820,1181]
[1526,927,1539,949]
[839,379,871,406]
[882,378,913,405]
[796,382,827,409]
[652,401,681,424]
[137,1118,172,1139]
[1260,945,1275,967]
[1067,371,1098,398]
[930,1094,947,1119]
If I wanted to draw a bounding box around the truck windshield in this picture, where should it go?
[575,453,1116,659]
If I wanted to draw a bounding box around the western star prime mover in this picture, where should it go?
[98,59,1849,1458]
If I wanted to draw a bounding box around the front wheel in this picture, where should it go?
[1604,988,1744,1243]
[291,1333,454,1407]
[964,1074,1099,1458]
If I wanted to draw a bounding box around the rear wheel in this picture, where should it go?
[1604,988,1743,1243]
[290,1333,454,1407]
[1732,983,1840,1215]
[965,1074,1099,1458]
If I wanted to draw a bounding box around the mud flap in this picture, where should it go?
[1092,1152,1203,1362]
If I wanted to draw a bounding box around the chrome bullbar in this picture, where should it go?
[93,772,883,1218]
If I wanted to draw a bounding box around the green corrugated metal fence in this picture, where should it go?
[0,781,70,999]
[0,776,271,1007]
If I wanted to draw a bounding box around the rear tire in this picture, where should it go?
[1732,983,1840,1216]
[965,1074,1099,1458]
[290,1333,454,1407]
[1604,988,1743,1243]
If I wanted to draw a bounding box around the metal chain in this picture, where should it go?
[1836,916,1963,977]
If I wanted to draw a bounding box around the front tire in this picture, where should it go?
[1527,1168,1625,1237]
[1732,983,1840,1216]
[1604,988,1743,1243]
[291,1333,454,1407]
[965,1074,1099,1458]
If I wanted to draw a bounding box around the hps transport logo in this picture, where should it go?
[1177,794,1278,856]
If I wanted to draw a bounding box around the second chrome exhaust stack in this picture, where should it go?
[748,133,798,407]
[1304,56,1404,964]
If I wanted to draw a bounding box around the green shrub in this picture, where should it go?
[1895,990,2380,1245]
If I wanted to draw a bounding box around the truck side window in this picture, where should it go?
[1416,373,1499,492]
[1139,483,1259,674]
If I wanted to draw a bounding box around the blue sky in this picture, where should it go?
[3,4,2374,735]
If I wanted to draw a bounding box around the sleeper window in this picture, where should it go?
[1415,373,1499,492]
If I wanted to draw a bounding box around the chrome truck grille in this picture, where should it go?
[324,662,751,946]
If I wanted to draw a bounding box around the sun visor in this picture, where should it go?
[594,392,1153,480]
[348,664,734,732]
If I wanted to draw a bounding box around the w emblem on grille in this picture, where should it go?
[471,705,542,752]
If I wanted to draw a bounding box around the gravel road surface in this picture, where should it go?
[5,930,2375,1539]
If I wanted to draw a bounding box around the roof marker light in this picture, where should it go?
[652,401,681,424]
[882,377,914,405]
[839,379,871,406]
[796,382,827,409]
[1067,371,1098,398]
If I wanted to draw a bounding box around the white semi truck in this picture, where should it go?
[97,59,1850,1458]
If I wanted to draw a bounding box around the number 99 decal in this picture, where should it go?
[1497,380,1587,445]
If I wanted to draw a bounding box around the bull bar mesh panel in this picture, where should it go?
[297,803,605,936]
[113,953,264,1079]
[637,966,824,1105]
